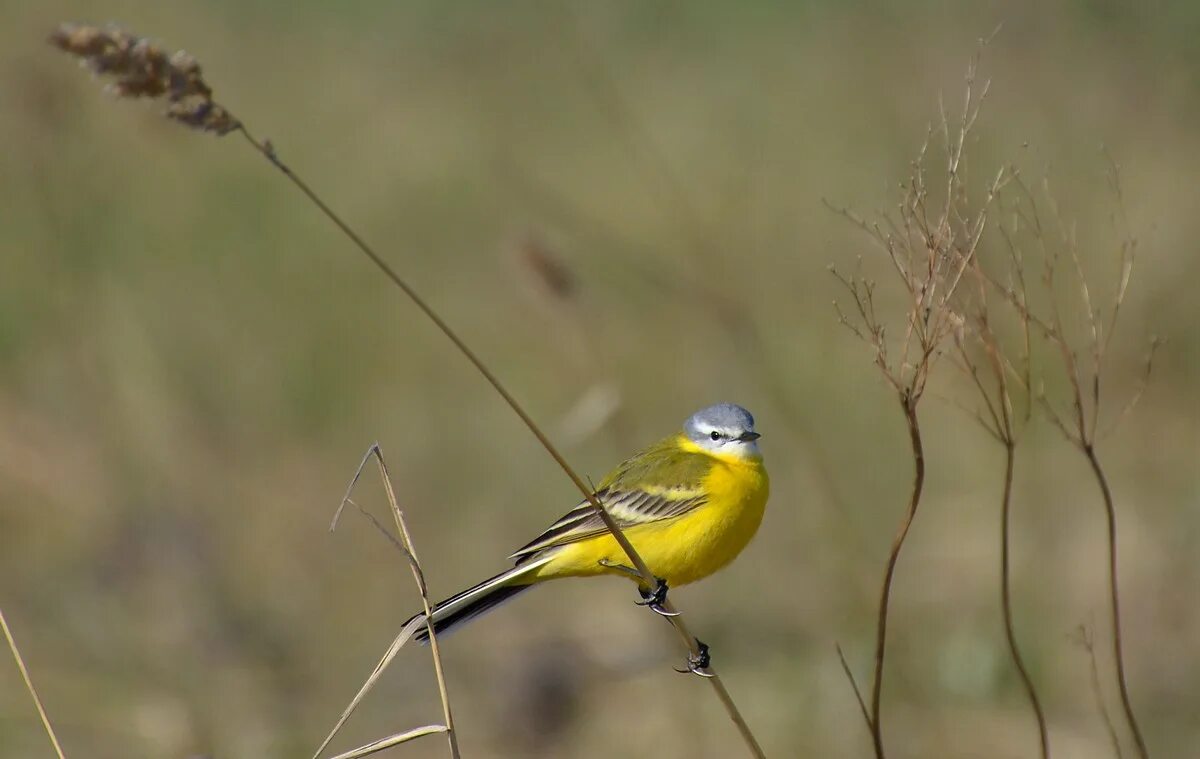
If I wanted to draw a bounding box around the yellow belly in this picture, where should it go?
[530,455,769,587]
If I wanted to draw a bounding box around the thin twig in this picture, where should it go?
[1,607,67,759]
[836,642,873,737]
[1075,624,1126,759]
[1101,337,1161,440]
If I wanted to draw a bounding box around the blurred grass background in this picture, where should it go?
[1,1,1198,757]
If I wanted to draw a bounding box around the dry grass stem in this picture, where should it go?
[1,607,66,759]
[51,20,766,758]
[327,725,450,759]
[376,451,460,758]
[311,615,431,759]
[835,642,873,736]
[325,445,460,759]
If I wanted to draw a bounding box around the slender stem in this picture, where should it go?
[1,608,66,759]
[234,127,765,759]
[836,642,874,736]
[1091,628,1127,758]
[868,396,925,758]
[999,442,1049,758]
[373,452,460,759]
[1083,444,1149,759]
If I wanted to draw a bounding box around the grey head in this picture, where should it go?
[683,403,761,458]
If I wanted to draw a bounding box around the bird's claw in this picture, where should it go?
[635,577,678,617]
[674,640,714,677]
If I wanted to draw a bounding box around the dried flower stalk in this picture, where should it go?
[950,200,1049,758]
[828,48,1006,758]
[985,165,1155,759]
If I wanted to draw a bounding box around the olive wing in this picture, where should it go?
[510,439,712,562]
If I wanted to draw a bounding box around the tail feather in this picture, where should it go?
[409,558,549,643]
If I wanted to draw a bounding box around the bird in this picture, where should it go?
[407,403,769,659]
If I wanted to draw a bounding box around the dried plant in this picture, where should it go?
[826,49,1006,758]
[49,22,767,759]
[832,39,1157,757]
[48,23,239,135]
[985,164,1157,759]
[315,445,460,759]
[949,183,1049,758]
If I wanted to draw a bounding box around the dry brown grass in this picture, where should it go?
[1,607,66,759]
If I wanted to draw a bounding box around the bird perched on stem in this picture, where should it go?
[407,403,769,669]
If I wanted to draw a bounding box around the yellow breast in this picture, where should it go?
[535,442,770,587]
[641,445,770,586]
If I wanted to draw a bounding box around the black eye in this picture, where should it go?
[710,431,721,441]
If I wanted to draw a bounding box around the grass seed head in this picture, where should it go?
[49,22,239,135]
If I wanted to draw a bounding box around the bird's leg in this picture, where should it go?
[597,558,640,579]
[634,577,679,617]
[597,560,679,618]
[674,638,714,678]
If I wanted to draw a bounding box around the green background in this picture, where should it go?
[1,1,1197,757]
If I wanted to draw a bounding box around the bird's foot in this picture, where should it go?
[635,577,679,617]
[674,639,714,678]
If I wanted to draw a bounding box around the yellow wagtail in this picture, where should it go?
[409,403,769,669]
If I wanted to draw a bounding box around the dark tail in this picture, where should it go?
[409,558,548,643]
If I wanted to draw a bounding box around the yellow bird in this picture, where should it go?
[409,403,769,666]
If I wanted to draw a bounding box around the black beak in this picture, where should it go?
[739,431,761,442]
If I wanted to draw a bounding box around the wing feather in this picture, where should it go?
[509,440,714,562]
[510,488,706,561]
